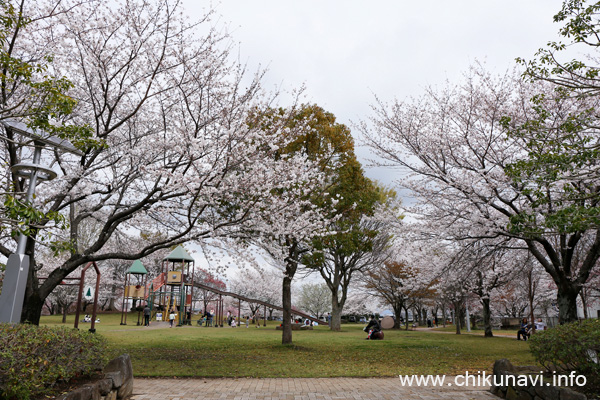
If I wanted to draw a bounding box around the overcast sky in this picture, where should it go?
[184,0,564,185]
[182,1,566,280]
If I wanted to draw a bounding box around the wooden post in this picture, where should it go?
[120,273,129,325]
[219,294,223,327]
[74,262,101,333]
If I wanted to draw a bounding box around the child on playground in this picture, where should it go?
[169,310,176,328]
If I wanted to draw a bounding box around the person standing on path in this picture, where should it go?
[143,304,151,327]
[254,312,260,328]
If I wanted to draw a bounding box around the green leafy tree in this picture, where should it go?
[284,106,399,331]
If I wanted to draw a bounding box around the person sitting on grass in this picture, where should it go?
[363,315,382,340]
[517,318,530,341]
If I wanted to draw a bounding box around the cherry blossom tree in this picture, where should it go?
[445,239,521,337]
[250,211,330,344]
[227,266,282,320]
[193,268,227,314]
[0,0,330,325]
[296,282,330,320]
[364,260,417,329]
[361,65,600,323]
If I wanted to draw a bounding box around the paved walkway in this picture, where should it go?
[131,378,499,400]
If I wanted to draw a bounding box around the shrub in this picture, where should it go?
[529,319,600,395]
[0,323,107,400]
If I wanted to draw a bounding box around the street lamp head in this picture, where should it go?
[2,119,84,156]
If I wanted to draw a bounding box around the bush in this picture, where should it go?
[0,323,107,400]
[529,319,600,395]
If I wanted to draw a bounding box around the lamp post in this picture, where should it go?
[0,120,82,323]
[465,300,471,333]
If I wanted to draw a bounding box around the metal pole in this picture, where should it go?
[0,146,42,323]
[16,145,42,255]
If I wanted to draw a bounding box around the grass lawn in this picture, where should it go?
[431,325,521,337]
[40,313,537,378]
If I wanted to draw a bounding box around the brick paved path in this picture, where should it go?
[131,378,499,400]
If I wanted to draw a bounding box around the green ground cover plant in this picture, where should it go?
[0,323,107,400]
[41,313,536,378]
[529,319,600,396]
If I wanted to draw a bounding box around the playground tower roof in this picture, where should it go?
[128,260,148,275]
[164,245,194,262]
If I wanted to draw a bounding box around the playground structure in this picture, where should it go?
[135,245,323,327]
[120,260,148,325]
[40,261,101,333]
[190,280,323,327]
[146,246,195,326]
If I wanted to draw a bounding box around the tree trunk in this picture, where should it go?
[282,274,293,344]
[481,298,493,337]
[526,268,536,334]
[526,238,599,324]
[106,268,120,311]
[580,291,588,319]
[281,239,299,345]
[62,304,68,324]
[557,287,579,324]
[330,290,342,331]
[442,307,447,327]
[393,304,403,329]
[21,252,43,324]
[21,290,44,325]
[453,304,462,335]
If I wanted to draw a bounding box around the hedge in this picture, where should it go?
[0,323,107,400]
[529,319,600,396]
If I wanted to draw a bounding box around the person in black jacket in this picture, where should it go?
[143,305,151,326]
[517,318,530,341]
[363,315,382,340]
